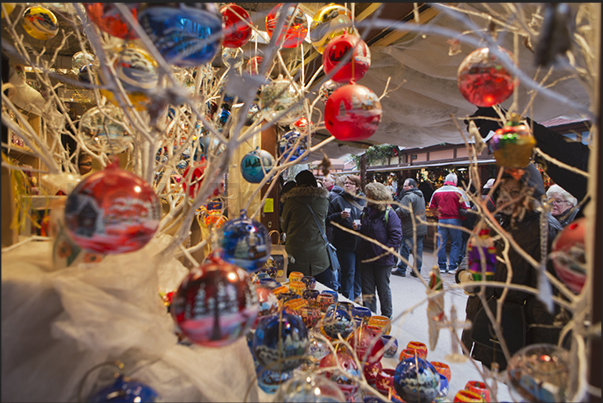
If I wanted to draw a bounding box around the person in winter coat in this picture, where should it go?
[464,163,563,371]
[392,178,427,277]
[327,175,366,301]
[546,184,579,227]
[429,173,471,274]
[280,170,336,290]
[356,182,403,318]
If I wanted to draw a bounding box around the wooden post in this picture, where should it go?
[260,123,280,235]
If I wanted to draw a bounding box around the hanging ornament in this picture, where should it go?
[489,114,536,168]
[457,46,515,107]
[278,130,308,163]
[84,3,139,40]
[78,64,96,84]
[273,372,346,402]
[220,4,252,48]
[324,83,382,141]
[323,33,371,84]
[1,3,15,19]
[318,79,342,104]
[318,348,361,400]
[265,3,308,49]
[171,251,259,346]
[78,104,133,154]
[221,47,243,69]
[291,116,314,137]
[218,209,271,271]
[137,3,223,67]
[393,357,440,403]
[253,312,309,373]
[88,374,160,402]
[467,228,497,281]
[310,4,357,54]
[246,56,264,75]
[64,162,161,255]
[551,218,587,294]
[216,107,231,132]
[507,344,570,403]
[21,6,59,40]
[427,268,445,351]
[72,51,95,72]
[259,75,304,125]
[181,158,221,199]
[240,147,275,184]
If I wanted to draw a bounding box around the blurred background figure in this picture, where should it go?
[546,184,579,227]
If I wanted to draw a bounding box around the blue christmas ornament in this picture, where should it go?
[87,374,160,402]
[256,365,293,394]
[137,3,223,67]
[393,357,440,403]
[278,130,308,163]
[240,148,275,184]
[321,303,354,340]
[253,312,309,373]
[217,108,231,131]
[218,209,271,271]
[436,372,449,398]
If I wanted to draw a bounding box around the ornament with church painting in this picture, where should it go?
[240,147,275,184]
[252,311,309,373]
[78,104,133,154]
[489,114,536,168]
[220,4,252,48]
[265,3,308,49]
[310,3,357,54]
[393,356,440,403]
[170,250,259,347]
[279,130,308,163]
[84,3,140,40]
[259,75,304,125]
[551,218,587,294]
[63,161,161,255]
[457,46,515,107]
[318,79,342,104]
[218,209,272,272]
[137,3,223,67]
[324,83,382,141]
[323,33,371,84]
[21,6,59,40]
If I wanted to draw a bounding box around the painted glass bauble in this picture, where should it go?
[273,372,346,402]
[318,79,342,103]
[259,76,304,125]
[171,252,258,346]
[364,360,383,386]
[113,44,159,93]
[393,357,440,403]
[221,47,243,69]
[240,148,275,184]
[349,324,385,365]
[1,3,15,19]
[22,6,58,40]
[489,116,536,168]
[321,303,354,340]
[467,229,497,281]
[88,374,160,402]
[78,104,132,154]
[252,312,309,373]
[323,33,371,84]
[292,116,313,136]
[137,3,223,67]
[218,209,271,271]
[305,331,331,365]
[324,83,382,141]
[265,3,308,49]
[551,218,587,294]
[256,365,293,394]
[253,286,279,328]
[310,4,357,54]
[381,334,399,359]
[72,51,95,71]
[457,46,515,107]
[319,349,361,400]
[246,56,264,75]
[78,64,96,84]
[181,160,220,199]
[64,163,161,254]
[220,4,252,48]
[507,344,570,403]
[279,130,308,163]
[84,3,139,40]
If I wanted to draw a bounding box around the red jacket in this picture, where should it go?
[428,182,470,219]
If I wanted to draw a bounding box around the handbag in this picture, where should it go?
[306,204,341,273]
[267,230,288,283]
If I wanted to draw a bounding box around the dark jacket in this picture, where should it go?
[280,186,330,277]
[327,191,366,250]
[326,185,345,243]
[357,205,403,267]
[554,206,580,228]
[394,187,427,237]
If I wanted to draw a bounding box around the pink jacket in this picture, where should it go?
[428,182,470,219]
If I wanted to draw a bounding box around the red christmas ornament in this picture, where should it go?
[220,4,252,48]
[319,348,361,399]
[171,251,259,346]
[324,83,382,141]
[246,56,264,75]
[265,3,308,49]
[349,324,385,365]
[84,3,139,40]
[457,46,515,107]
[323,33,371,84]
[551,218,587,294]
[64,161,161,254]
[364,360,382,386]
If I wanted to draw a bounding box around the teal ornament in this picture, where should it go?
[137,3,223,67]
[240,148,275,184]
[218,209,271,271]
[393,357,440,403]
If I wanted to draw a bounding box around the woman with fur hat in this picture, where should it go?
[280,170,337,289]
[356,182,403,318]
